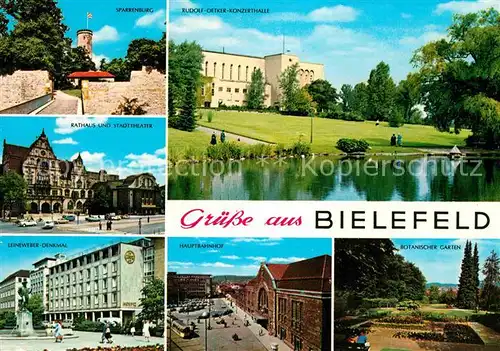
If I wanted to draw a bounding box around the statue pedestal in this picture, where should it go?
[16,311,35,337]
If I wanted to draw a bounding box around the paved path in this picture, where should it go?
[37,90,79,115]
[470,322,500,345]
[197,126,272,145]
[0,331,163,351]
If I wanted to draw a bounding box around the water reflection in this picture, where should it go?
[168,157,500,201]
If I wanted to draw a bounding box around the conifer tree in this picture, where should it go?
[456,241,476,309]
[177,77,197,132]
[473,243,480,310]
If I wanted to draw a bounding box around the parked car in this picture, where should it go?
[86,216,101,222]
[18,220,37,227]
[42,221,55,229]
[55,218,69,224]
[63,215,76,221]
[111,215,121,220]
[121,214,130,219]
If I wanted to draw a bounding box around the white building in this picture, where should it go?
[0,270,30,313]
[30,254,66,312]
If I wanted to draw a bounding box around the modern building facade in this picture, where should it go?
[0,130,164,216]
[43,238,163,325]
[30,255,66,312]
[167,272,212,303]
[199,50,324,108]
[232,255,332,351]
[0,270,30,313]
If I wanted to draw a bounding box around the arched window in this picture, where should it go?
[230,64,233,80]
[310,70,314,82]
[237,65,241,81]
[213,62,217,76]
[64,189,70,197]
[205,61,208,76]
[258,288,268,313]
[253,67,256,73]
[246,66,249,81]
[222,63,225,79]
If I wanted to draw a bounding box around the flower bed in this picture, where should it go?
[444,323,484,344]
[373,322,443,331]
[393,331,445,342]
[379,315,423,324]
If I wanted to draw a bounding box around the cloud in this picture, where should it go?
[168,261,195,268]
[125,152,166,167]
[262,5,359,23]
[435,0,500,15]
[230,238,282,246]
[54,117,108,134]
[200,262,234,268]
[401,13,413,19]
[135,9,165,28]
[70,151,106,167]
[155,147,166,156]
[93,25,120,43]
[170,0,198,10]
[269,257,306,263]
[170,16,224,34]
[92,53,109,68]
[53,137,78,145]
[220,255,240,260]
[399,31,447,46]
[246,256,266,262]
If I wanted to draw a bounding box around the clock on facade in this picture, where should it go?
[124,250,135,264]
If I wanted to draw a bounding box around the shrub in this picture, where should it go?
[321,110,364,121]
[244,144,273,159]
[112,97,149,115]
[274,143,287,157]
[380,315,423,325]
[207,110,214,123]
[396,300,421,310]
[393,330,445,342]
[336,138,370,153]
[206,142,243,160]
[360,298,398,309]
[471,313,500,333]
[291,141,311,156]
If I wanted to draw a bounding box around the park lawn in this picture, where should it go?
[197,109,471,154]
[168,128,207,158]
[61,89,82,99]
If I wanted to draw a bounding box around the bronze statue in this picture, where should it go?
[18,281,31,311]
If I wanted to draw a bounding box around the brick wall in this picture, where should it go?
[0,70,52,111]
[82,68,165,115]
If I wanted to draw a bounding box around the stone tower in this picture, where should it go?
[76,29,93,56]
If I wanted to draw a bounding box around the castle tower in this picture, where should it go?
[76,29,93,56]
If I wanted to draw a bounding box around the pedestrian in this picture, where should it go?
[143,320,151,342]
[53,321,63,343]
[390,134,396,146]
[397,133,403,147]
[210,132,217,145]
[220,130,226,143]
[147,216,150,223]
[104,323,113,344]
[109,220,113,230]
[99,221,102,231]
[100,322,107,343]
[376,119,380,126]
[130,324,136,336]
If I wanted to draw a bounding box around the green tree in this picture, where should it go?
[428,285,440,303]
[139,278,164,323]
[366,61,396,121]
[101,58,131,81]
[473,243,480,309]
[26,294,44,327]
[481,250,500,310]
[413,8,500,148]
[126,35,165,73]
[279,63,300,112]
[246,68,265,109]
[307,79,338,112]
[439,288,457,305]
[396,73,421,123]
[87,185,111,215]
[351,82,369,117]
[389,106,405,127]
[176,76,197,131]
[456,241,477,309]
[295,87,315,116]
[0,171,27,220]
[339,84,354,112]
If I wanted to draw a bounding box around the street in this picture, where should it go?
[167,298,268,351]
[0,216,165,235]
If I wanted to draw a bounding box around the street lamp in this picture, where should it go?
[310,114,314,144]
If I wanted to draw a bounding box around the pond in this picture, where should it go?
[168,156,500,201]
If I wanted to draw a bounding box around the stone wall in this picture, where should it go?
[82,68,165,115]
[0,70,52,111]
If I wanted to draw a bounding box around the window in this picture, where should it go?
[72,298,76,307]
[246,66,249,81]
[86,296,90,306]
[235,88,240,93]
[238,65,241,80]
[291,301,303,331]
[227,88,231,93]
[218,87,223,92]
[112,292,117,303]
[103,279,108,290]
[201,87,205,96]
[94,281,98,291]
[94,267,98,277]
[86,269,91,280]
[213,62,217,76]
[293,335,302,351]
[112,262,117,273]
[212,83,215,96]
[278,298,287,323]
[102,264,107,275]
[230,64,233,80]
[112,277,117,288]
[221,63,225,79]
[103,294,108,304]
[205,61,208,76]
[86,283,90,292]
[94,295,99,305]
[243,89,247,94]
[72,286,76,294]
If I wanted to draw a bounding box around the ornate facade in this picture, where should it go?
[1,129,163,216]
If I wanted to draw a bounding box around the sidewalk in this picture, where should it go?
[225,298,292,351]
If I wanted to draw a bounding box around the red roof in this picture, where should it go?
[67,71,115,78]
[267,264,289,280]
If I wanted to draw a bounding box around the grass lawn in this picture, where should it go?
[61,89,82,99]
[196,109,470,154]
[168,128,208,157]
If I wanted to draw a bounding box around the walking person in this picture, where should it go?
[210,132,217,145]
[220,130,226,143]
[104,323,113,344]
[53,321,63,343]
[143,320,151,342]
[390,134,396,146]
[100,322,107,343]
[397,133,403,147]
